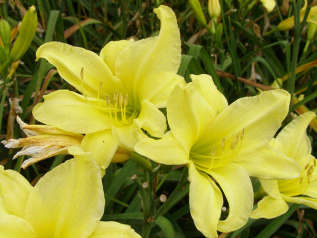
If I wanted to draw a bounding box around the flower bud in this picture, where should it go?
[189,0,207,26]
[208,0,221,19]
[10,6,37,61]
[0,19,11,49]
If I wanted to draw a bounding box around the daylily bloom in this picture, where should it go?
[2,116,84,169]
[260,0,275,12]
[251,111,317,219]
[0,158,141,238]
[32,5,183,170]
[135,74,300,237]
[278,3,317,31]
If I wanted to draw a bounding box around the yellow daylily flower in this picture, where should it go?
[135,74,300,238]
[2,117,84,169]
[260,0,275,12]
[32,5,183,170]
[251,111,317,219]
[278,4,317,31]
[0,158,141,238]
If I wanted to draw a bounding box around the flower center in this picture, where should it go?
[190,130,244,173]
[104,93,140,126]
[278,157,316,196]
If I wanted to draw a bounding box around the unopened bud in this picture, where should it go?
[208,0,221,19]
[10,6,37,61]
[0,19,11,49]
[189,0,207,26]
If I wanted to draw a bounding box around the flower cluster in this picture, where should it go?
[2,4,316,238]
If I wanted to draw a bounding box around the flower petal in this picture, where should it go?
[88,221,141,238]
[36,41,120,96]
[25,158,104,238]
[274,111,316,166]
[100,40,134,74]
[0,166,33,217]
[190,74,228,115]
[135,132,188,165]
[260,0,276,12]
[116,5,181,97]
[235,144,300,179]
[259,179,281,199]
[167,82,215,150]
[284,195,317,209]
[251,196,288,219]
[204,89,290,152]
[0,214,36,238]
[113,124,141,150]
[33,90,109,134]
[209,164,253,232]
[80,130,118,170]
[188,163,223,238]
[141,73,185,108]
[135,100,166,137]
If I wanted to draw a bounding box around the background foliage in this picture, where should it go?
[0,0,317,237]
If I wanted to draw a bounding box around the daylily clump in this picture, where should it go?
[251,112,317,219]
[0,158,141,238]
[29,5,183,170]
[135,74,300,237]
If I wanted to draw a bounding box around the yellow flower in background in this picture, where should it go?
[251,112,317,219]
[208,0,221,19]
[2,117,84,169]
[32,5,183,170]
[260,0,276,12]
[135,74,300,237]
[278,4,317,31]
[0,158,141,238]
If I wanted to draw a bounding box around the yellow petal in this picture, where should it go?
[36,41,120,96]
[251,196,288,219]
[33,90,110,134]
[274,111,316,167]
[190,74,228,115]
[0,166,33,217]
[81,130,118,170]
[305,178,317,198]
[116,5,181,98]
[141,73,185,108]
[88,221,141,238]
[135,132,188,165]
[204,89,290,153]
[167,82,215,150]
[113,124,140,150]
[100,40,134,74]
[260,0,275,12]
[135,100,166,137]
[235,144,300,179]
[188,163,223,238]
[209,164,253,232]
[284,195,317,209]
[259,179,281,199]
[0,214,36,238]
[25,159,104,238]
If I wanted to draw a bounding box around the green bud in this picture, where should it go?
[189,0,207,26]
[10,6,37,61]
[0,19,11,49]
[307,23,317,41]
